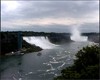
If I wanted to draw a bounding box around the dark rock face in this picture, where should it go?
[22,40,42,53]
[88,35,99,43]
[48,33,72,44]
[82,33,99,43]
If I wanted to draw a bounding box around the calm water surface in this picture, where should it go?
[0,41,94,80]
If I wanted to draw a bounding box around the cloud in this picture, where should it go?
[2,1,99,19]
[1,0,99,32]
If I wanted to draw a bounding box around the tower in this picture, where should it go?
[18,31,22,51]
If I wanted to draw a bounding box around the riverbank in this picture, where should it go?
[1,32,42,56]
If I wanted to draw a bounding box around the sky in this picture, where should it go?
[1,0,99,33]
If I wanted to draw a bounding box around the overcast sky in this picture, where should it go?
[1,0,99,33]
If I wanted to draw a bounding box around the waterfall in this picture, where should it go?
[23,36,58,49]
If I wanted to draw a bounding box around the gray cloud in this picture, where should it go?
[1,0,99,32]
[2,1,98,20]
[2,23,99,33]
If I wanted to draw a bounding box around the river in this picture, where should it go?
[0,41,94,80]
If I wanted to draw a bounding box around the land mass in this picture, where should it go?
[1,31,99,56]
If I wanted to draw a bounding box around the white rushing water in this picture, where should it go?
[70,27,88,42]
[23,36,58,49]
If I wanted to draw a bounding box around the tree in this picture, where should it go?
[54,45,100,80]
